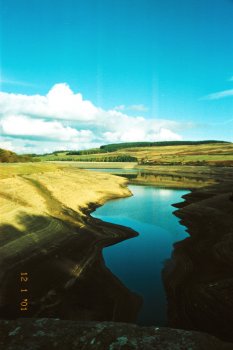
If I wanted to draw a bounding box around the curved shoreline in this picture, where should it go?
[0,164,142,322]
[1,163,233,343]
[163,173,233,341]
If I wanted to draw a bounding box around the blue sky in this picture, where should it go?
[0,0,233,153]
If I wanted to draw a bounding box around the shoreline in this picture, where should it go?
[47,161,233,189]
[1,162,233,342]
[0,164,141,322]
[163,173,233,341]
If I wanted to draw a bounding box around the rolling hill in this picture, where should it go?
[37,141,233,166]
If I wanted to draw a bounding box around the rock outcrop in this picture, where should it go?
[163,177,233,342]
[1,318,233,350]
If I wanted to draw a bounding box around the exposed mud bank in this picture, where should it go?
[0,166,141,323]
[163,172,233,342]
[1,163,233,345]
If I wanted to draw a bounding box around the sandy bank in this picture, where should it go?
[0,163,140,322]
[0,164,132,262]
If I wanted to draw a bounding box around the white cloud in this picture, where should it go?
[0,140,15,151]
[202,89,233,100]
[0,83,99,121]
[114,104,148,112]
[114,104,126,111]
[103,127,182,143]
[0,83,183,153]
[0,136,101,155]
[128,104,149,112]
[0,115,93,142]
[154,128,182,141]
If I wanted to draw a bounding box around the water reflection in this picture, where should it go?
[88,168,211,188]
[92,185,189,326]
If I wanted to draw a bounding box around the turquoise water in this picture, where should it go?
[92,185,189,326]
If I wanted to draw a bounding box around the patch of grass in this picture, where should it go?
[0,163,61,179]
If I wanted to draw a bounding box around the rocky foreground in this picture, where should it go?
[1,318,233,350]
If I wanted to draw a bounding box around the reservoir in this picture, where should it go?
[92,183,189,326]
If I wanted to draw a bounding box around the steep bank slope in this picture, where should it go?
[163,173,233,341]
[0,163,141,322]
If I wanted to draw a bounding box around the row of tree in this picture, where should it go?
[66,148,106,155]
[75,155,138,162]
[100,140,228,152]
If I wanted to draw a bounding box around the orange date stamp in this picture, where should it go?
[20,272,29,311]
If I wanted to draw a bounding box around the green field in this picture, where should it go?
[37,142,233,166]
[1,141,232,166]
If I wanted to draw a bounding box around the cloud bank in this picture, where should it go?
[0,83,183,154]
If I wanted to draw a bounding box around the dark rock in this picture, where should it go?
[0,318,233,350]
[163,178,233,342]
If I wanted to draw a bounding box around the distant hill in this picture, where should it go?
[61,140,230,156]
[37,140,233,166]
[99,140,230,152]
[0,149,36,163]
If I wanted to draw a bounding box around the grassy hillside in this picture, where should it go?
[99,140,229,152]
[0,162,136,320]
[0,162,131,267]
[0,149,38,163]
[38,141,233,166]
[0,162,131,271]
